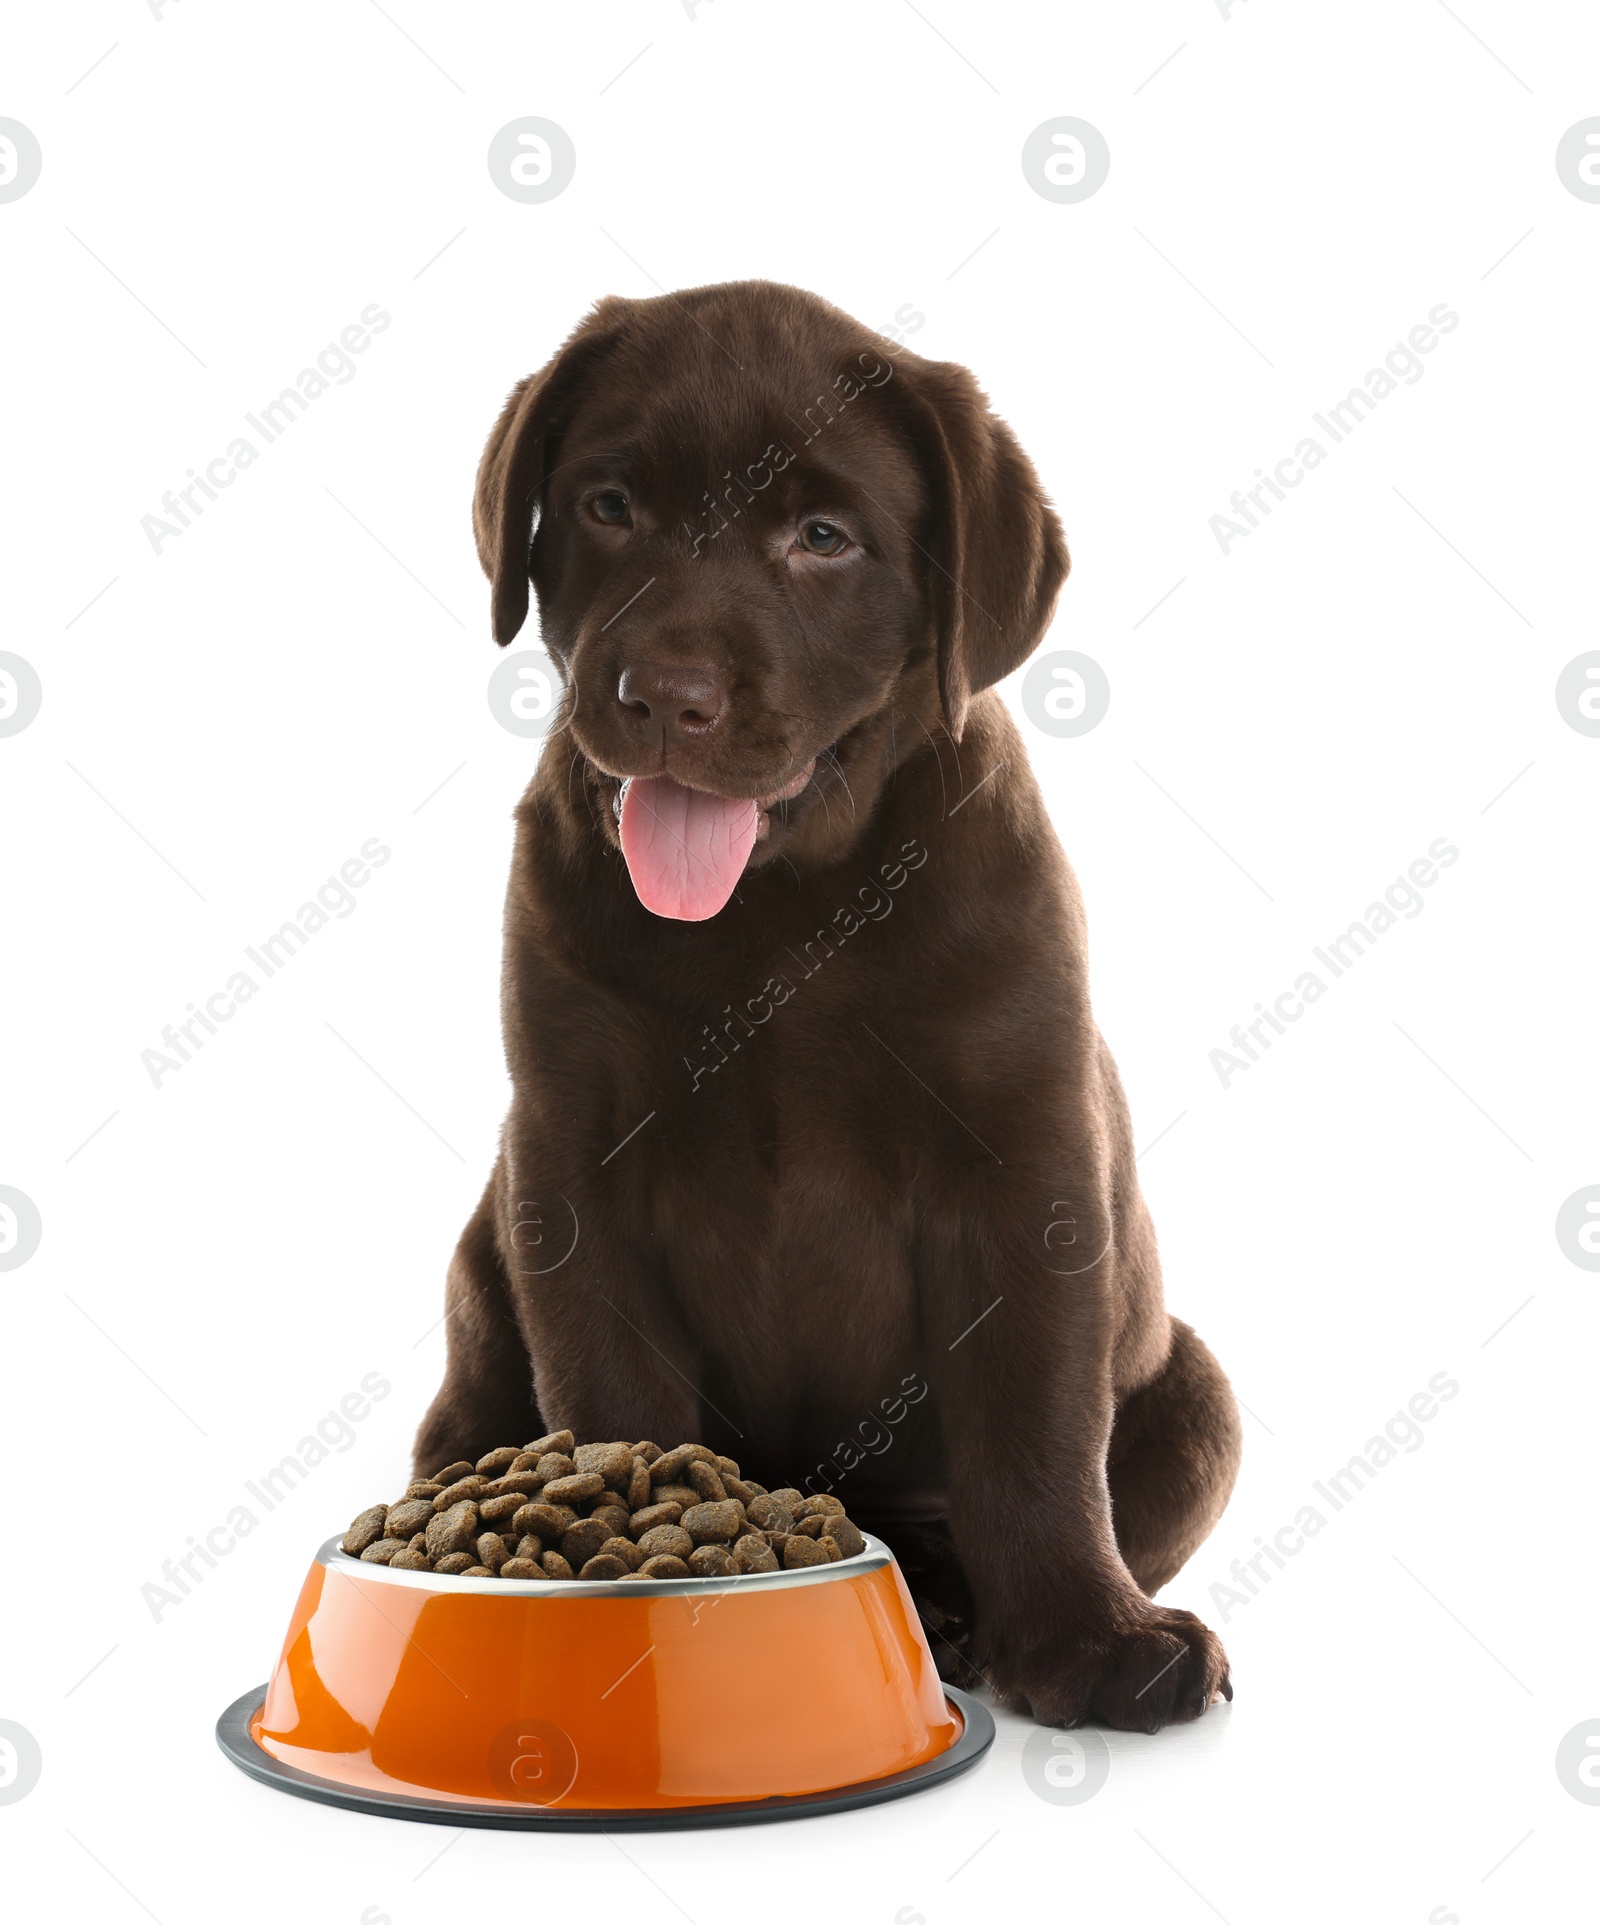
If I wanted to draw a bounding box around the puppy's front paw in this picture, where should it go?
[984,1605,1231,1733]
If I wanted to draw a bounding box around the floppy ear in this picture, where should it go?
[473,300,628,647]
[897,358,1069,739]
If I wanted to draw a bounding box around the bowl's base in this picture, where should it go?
[215,1683,993,1830]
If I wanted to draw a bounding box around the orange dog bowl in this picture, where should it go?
[217,1533,992,1828]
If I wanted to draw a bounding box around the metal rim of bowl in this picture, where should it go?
[320,1529,894,1597]
[215,1681,994,1831]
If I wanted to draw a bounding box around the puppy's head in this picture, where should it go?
[475,281,1066,919]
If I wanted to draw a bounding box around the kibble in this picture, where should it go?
[686,1460,727,1502]
[746,1493,794,1533]
[732,1535,779,1574]
[513,1502,576,1539]
[652,1483,701,1512]
[822,1516,866,1559]
[424,1501,479,1559]
[341,1505,388,1556]
[629,1502,683,1536]
[682,1500,742,1545]
[433,1476,489,1510]
[562,1518,612,1567]
[339,1439,867,1583]
[543,1471,605,1505]
[650,1443,711,1484]
[795,1494,846,1519]
[638,1554,691,1579]
[383,1498,434,1541]
[485,1470,542,1498]
[782,1535,830,1569]
[574,1441,635,1489]
[688,1545,735,1578]
[636,1524,694,1562]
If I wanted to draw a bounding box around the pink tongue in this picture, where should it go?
[618,775,758,920]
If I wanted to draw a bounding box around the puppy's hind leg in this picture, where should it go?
[1107,1317,1242,1597]
[412,1162,541,1476]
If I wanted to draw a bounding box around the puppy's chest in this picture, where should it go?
[661,1150,922,1416]
[661,945,920,1199]
[649,985,923,1364]
[656,1042,915,1275]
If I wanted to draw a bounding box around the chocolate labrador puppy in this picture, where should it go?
[418,280,1241,1730]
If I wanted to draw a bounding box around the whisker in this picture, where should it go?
[933,712,965,787]
[763,706,836,733]
[820,747,856,818]
[910,714,950,819]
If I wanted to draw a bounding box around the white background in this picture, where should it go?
[3,2,1597,1920]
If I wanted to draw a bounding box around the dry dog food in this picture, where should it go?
[340,1433,868,1581]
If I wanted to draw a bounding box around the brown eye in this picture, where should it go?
[799,519,847,555]
[592,491,630,525]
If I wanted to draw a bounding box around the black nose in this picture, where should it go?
[616,662,728,742]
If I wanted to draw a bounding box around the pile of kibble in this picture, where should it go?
[340,1432,867,1581]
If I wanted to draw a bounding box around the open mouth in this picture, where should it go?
[610,758,820,922]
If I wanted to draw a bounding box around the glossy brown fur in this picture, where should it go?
[418,281,1241,1730]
